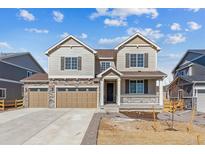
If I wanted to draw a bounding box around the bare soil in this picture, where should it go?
[97,117,205,145]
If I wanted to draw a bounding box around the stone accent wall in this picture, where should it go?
[121,95,159,104]
[48,81,55,108]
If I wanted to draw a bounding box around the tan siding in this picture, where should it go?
[127,36,149,45]
[48,40,95,78]
[63,38,81,46]
[117,46,157,71]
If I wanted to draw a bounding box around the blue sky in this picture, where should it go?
[0,8,204,84]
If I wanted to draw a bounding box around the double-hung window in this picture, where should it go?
[0,88,6,99]
[129,80,144,94]
[100,61,111,72]
[130,54,144,67]
[65,57,78,70]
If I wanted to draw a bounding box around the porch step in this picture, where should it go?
[119,104,163,112]
[100,104,119,113]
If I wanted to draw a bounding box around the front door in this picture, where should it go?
[107,83,114,102]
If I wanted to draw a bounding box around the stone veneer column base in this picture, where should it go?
[48,80,56,108]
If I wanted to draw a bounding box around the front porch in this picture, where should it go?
[97,68,165,111]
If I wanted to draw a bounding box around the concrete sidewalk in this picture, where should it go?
[0,108,95,145]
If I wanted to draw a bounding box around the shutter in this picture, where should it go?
[144,80,148,94]
[61,57,65,70]
[125,80,130,94]
[125,53,130,68]
[78,56,82,70]
[144,53,148,68]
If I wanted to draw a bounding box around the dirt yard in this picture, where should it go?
[97,117,205,145]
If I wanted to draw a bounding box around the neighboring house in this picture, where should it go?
[168,50,205,113]
[0,52,45,100]
[22,33,166,111]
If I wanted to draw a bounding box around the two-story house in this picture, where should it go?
[0,52,45,100]
[22,33,166,111]
[168,50,205,113]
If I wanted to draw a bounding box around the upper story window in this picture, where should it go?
[0,88,6,99]
[129,80,144,94]
[65,57,78,70]
[100,61,111,72]
[27,71,33,77]
[130,54,144,67]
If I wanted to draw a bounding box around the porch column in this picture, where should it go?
[100,79,104,106]
[117,78,121,106]
[159,79,163,106]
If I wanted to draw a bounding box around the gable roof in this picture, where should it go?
[45,35,97,55]
[0,52,29,60]
[97,67,122,78]
[0,52,45,73]
[172,49,205,73]
[21,73,48,82]
[114,32,161,51]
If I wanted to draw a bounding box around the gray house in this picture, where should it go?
[168,50,205,113]
[0,52,45,100]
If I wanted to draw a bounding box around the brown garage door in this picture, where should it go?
[56,87,97,108]
[29,88,48,108]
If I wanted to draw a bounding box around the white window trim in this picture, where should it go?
[65,57,78,70]
[100,61,111,72]
[0,88,6,99]
[129,53,144,68]
[129,80,144,94]
[27,71,33,77]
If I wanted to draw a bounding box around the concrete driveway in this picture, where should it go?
[0,108,95,145]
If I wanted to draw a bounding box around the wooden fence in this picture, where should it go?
[0,99,23,111]
[163,99,184,112]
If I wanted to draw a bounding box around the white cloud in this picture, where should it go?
[156,24,162,28]
[53,10,64,22]
[127,27,164,41]
[98,36,128,46]
[90,8,158,20]
[104,18,127,27]
[0,42,12,49]
[25,28,49,34]
[79,33,88,39]
[166,33,186,44]
[187,21,202,31]
[187,8,200,12]
[60,32,69,39]
[18,9,35,21]
[170,23,181,31]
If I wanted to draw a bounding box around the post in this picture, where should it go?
[100,79,104,106]
[117,78,121,106]
[15,100,17,108]
[159,79,163,106]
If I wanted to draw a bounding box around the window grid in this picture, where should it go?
[129,80,144,94]
[130,54,144,67]
[65,57,78,70]
[137,54,144,67]
[100,61,111,72]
